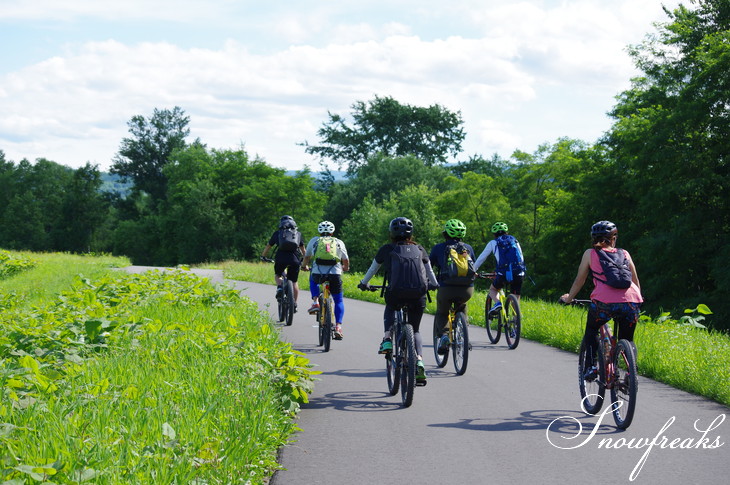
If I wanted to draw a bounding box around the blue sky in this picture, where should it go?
[0,0,681,171]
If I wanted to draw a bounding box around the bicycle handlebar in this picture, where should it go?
[261,257,274,263]
[559,298,592,306]
[475,272,497,279]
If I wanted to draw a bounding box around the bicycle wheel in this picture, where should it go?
[317,296,325,346]
[284,280,294,326]
[503,294,521,350]
[433,318,449,368]
[578,337,606,415]
[400,323,416,407]
[610,339,638,429]
[386,326,399,396]
[452,312,469,376]
[277,285,285,322]
[322,299,332,352]
[485,296,501,344]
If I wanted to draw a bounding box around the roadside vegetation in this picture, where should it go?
[219,260,730,408]
[0,252,317,483]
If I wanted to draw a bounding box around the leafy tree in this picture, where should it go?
[111,107,190,203]
[302,95,465,174]
[53,163,108,252]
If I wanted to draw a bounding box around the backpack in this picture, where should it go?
[314,236,340,266]
[442,241,476,286]
[277,226,300,252]
[386,244,428,299]
[495,234,525,282]
[593,248,632,289]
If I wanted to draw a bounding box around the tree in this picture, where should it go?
[302,95,465,174]
[111,107,190,203]
[53,163,108,252]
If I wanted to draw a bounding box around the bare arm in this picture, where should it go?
[560,249,592,302]
[261,243,273,258]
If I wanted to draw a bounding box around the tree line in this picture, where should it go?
[0,1,727,330]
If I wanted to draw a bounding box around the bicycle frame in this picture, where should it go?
[478,272,521,349]
[433,305,470,375]
[316,279,336,352]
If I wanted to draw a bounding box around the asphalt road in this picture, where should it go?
[125,268,730,484]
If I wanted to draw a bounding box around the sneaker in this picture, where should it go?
[334,324,343,340]
[293,303,298,313]
[583,366,598,382]
[437,334,450,355]
[416,360,427,383]
[488,302,502,316]
[378,338,392,354]
[275,286,283,299]
[308,302,319,314]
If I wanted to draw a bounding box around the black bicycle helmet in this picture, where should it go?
[389,217,414,240]
[591,220,617,237]
[279,215,296,229]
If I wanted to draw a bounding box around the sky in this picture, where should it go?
[0,0,683,172]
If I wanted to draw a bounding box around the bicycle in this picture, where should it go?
[262,257,294,326]
[564,299,638,429]
[361,285,420,407]
[433,304,470,375]
[477,272,521,349]
[314,278,336,352]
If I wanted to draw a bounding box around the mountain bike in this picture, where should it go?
[262,257,294,326]
[564,299,638,429]
[361,285,419,407]
[478,272,521,349]
[433,304,470,375]
[314,278,336,352]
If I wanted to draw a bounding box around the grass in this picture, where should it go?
[216,260,730,408]
[0,252,317,483]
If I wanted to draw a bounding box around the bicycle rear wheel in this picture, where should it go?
[277,286,285,322]
[322,299,332,352]
[400,323,416,407]
[386,326,399,396]
[610,339,638,429]
[433,319,449,368]
[485,296,501,344]
[578,337,605,415]
[284,281,294,326]
[452,312,469,375]
[317,296,325,346]
[503,294,521,350]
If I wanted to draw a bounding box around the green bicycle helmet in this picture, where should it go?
[491,221,509,234]
[444,219,467,238]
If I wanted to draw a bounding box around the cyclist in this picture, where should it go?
[301,221,350,339]
[559,220,643,379]
[261,215,306,311]
[473,222,526,315]
[429,219,476,354]
[358,217,439,384]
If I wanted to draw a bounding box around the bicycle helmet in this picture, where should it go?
[389,217,414,240]
[444,219,466,238]
[591,220,617,237]
[491,221,509,234]
[318,220,335,235]
[279,215,296,229]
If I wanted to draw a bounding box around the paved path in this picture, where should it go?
[126,268,730,484]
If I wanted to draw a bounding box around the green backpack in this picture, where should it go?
[314,236,340,266]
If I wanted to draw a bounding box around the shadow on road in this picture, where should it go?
[428,409,617,434]
[305,391,403,412]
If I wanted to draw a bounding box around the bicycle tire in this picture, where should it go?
[578,337,606,415]
[504,294,521,350]
[386,325,399,396]
[322,298,332,352]
[485,296,501,344]
[277,285,285,323]
[400,323,416,407]
[610,339,638,429]
[284,280,294,326]
[433,318,449,368]
[452,312,469,375]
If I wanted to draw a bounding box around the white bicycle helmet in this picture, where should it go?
[318,220,335,234]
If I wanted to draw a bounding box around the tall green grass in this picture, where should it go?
[1,252,317,483]
[218,260,730,407]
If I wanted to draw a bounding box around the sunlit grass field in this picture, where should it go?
[0,252,317,483]
[219,260,730,408]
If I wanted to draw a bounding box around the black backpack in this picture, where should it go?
[593,248,632,289]
[386,244,428,299]
[277,226,300,252]
[441,241,476,286]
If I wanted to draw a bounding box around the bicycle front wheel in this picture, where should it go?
[503,294,521,350]
[578,338,605,415]
[284,281,294,326]
[322,299,332,352]
[400,324,416,407]
[610,339,638,429]
[485,296,501,344]
[386,327,399,396]
[433,319,449,368]
[452,312,469,376]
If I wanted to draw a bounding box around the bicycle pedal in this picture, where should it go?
[416,380,427,387]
